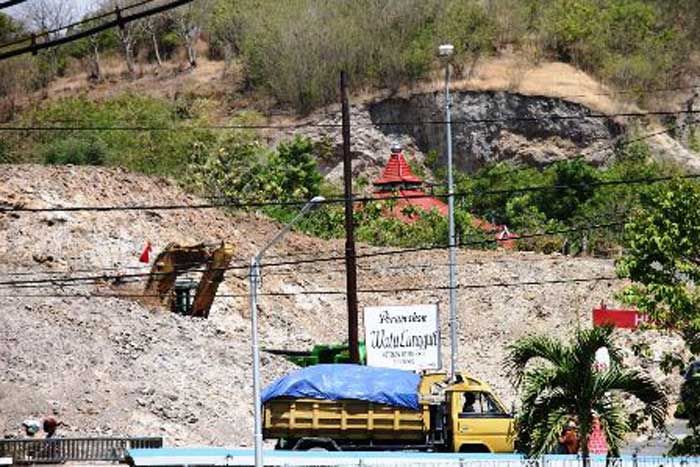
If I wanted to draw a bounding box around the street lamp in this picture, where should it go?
[248,195,325,467]
[438,43,458,382]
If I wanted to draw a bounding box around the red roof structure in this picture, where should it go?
[374,150,423,186]
[373,147,446,223]
[372,145,517,248]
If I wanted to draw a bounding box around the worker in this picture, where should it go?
[42,417,60,438]
[558,420,579,454]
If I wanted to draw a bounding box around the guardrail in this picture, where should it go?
[125,448,700,467]
[0,436,163,464]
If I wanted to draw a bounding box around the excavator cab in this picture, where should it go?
[143,242,234,318]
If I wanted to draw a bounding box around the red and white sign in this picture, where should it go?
[592,305,648,329]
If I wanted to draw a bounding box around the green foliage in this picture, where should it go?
[187,124,322,205]
[689,130,700,153]
[0,12,22,42]
[14,94,216,176]
[616,179,700,354]
[670,377,700,455]
[42,138,107,165]
[213,0,494,111]
[506,326,668,457]
[458,142,676,256]
[533,0,686,92]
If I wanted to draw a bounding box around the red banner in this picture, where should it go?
[592,307,648,329]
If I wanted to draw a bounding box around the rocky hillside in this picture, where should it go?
[0,165,685,449]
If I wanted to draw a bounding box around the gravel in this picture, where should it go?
[0,165,686,448]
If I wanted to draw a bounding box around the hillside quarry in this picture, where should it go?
[0,165,684,449]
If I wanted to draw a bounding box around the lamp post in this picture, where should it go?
[249,195,325,467]
[438,43,458,382]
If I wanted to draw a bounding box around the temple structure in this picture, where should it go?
[372,144,447,223]
[372,144,517,248]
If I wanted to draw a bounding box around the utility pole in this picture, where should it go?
[341,70,359,363]
[439,43,458,382]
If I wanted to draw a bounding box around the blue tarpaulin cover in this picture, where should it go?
[261,364,421,410]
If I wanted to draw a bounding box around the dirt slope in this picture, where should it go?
[0,165,684,448]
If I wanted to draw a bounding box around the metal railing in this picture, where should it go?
[0,436,162,464]
[322,458,700,467]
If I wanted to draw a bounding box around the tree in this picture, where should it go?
[506,326,667,459]
[617,179,700,454]
[170,0,213,68]
[139,15,164,67]
[617,180,700,354]
[101,0,141,75]
[0,11,22,42]
[671,375,700,455]
[0,12,28,118]
[18,0,78,89]
[19,0,77,35]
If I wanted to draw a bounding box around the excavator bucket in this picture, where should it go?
[143,242,234,318]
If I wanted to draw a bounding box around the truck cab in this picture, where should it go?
[445,378,514,453]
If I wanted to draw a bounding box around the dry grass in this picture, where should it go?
[21,49,654,121]
[360,52,639,116]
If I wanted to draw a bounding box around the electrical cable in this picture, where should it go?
[0,0,195,61]
[3,171,699,214]
[1,109,699,132]
[0,220,626,289]
[0,0,28,10]
[0,275,621,299]
[0,0,159,50]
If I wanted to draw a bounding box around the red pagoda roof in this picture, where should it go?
[374,151,423,185]
[374,189,448,223]
[371,146,517,248]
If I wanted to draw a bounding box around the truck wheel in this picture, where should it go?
[292,438,340,451]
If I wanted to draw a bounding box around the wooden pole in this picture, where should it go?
[341,70,359,363]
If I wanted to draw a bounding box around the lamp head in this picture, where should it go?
[438,44,454,58]
[310,195,325,205]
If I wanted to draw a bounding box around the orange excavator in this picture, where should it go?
[143,242,234,318]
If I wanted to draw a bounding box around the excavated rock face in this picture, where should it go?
[368,91,624,171]
[284,91,624,185]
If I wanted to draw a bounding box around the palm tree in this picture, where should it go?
[505,326,668,459]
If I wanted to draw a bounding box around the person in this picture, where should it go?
[558,420,579,454]
[21,419,40,437]
[42,417,60,438]
[462,392,476,413]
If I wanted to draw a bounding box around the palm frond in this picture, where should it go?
[527,388,576,455]
[505,334,570,385]
[573,325,621,370]
[593,396,629,456]
[593,368,668,429]
[534,407,570,456]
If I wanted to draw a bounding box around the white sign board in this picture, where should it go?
[364,304,440,370]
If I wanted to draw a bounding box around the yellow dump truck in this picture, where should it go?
[262,365,514,453]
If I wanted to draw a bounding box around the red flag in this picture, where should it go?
[139,242,152,263]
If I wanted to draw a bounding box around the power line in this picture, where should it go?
[0,275,621,299]
[0,0,194,61]
[2,109,699,132]
[4,172,699,214]
[0,254,592,282]
[0,220,625,290]
[0,0,28,9]
[0,0,158,50]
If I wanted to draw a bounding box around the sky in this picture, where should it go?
[6,0,100,21]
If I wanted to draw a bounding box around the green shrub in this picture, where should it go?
[42,138,106,165]
[16,94,216,176]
